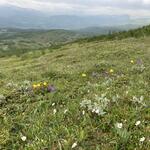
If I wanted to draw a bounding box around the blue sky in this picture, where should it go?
[0,0,150,17]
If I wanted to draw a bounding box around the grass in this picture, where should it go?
[0,36,150,150]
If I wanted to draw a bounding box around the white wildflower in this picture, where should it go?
[135,121,141,126]
[82,110,85,115]
[53,109,57,114]
[71,142,77,149]
[21,136,27,141]
[95,109,100,114]
[116,123,123,129]
[92,109,95,113]
[64,109,68,114]
[139,137,145,142]
[6,82,13,87]
[52,103,55,106]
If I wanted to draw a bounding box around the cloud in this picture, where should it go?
[0,0,150,17]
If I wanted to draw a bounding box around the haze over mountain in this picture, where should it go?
[0,5,149,29]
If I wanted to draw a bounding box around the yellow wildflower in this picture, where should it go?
[82,73,87,77]
[37,83,41,87]
[43,82,47,86]
[109,69,114,73]
[33,84,37,88]
[130,60,134,64]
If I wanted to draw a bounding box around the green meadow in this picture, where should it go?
[0,29,150,149]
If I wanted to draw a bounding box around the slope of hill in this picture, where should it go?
[0,25,150,149]
[79,24,150,42]
[76,24,142,35]
[1,25,144,57]
[0,28,86,57]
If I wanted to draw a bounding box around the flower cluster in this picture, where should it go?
[32,82,56,93]
[32,82,47,89]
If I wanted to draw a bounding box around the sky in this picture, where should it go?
[0,0,150,17]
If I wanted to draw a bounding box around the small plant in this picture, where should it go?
[131,96,146,107]
[132,63,146,73]
[80,94,110,116]
[116,128,130,147]
[0,94,6,105]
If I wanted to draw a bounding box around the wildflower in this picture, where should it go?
[135,121,141,126]
[126,91,129,94]
[92,72,99,77]
[92,108,96,113]
[53,109,57,114]
[47,85,56,93]
[95,109,100,114]
[137,59,143,65]
[82,110,85,115]
[116,123,123,129]
[43,82,47,86]
[109,69,114,73]
[64,109,68,114]
[21,136,27,141]
[52,103,55,106]
[33,84,37,89]
[6,82,16,88]
[37,83,41,87]
[82,73,86,77]
[130,60,134,64]
[139,137,145,142]
[71,142,77,149]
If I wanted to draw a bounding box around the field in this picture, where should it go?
[0,36,150,149]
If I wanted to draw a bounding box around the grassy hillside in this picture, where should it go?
[1,25,149,57]
[79,25,150,43]
[0,28,150,150]
[2,24,149,57]
[75,24,142,35]
[0,28,84,57]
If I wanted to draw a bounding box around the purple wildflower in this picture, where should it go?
[47,85,56,93]
[137,59,143,65]
[92,72,99,78]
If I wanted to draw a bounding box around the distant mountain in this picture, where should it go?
[75,24,143,35]
[0,5,131,29]
[0,5,50,29]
